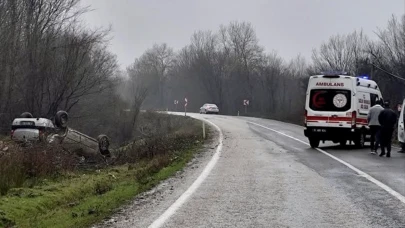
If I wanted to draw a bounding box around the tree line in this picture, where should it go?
[1,0,404,141]
[127,17,405,124]
[0,0,117,133]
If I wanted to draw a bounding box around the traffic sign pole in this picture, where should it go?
[243,99,249,114]
[184,98,188,116]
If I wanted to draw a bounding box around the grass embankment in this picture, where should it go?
[0,112,208,228]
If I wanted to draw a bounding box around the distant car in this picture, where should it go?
[200,104,219,114]
[11,111,110,158]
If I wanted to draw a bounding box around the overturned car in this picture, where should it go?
[11,111,110,158]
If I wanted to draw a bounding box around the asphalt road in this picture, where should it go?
[97,114,405,228]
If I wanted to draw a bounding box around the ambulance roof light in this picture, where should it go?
[321,71,348,76]
[357,75,369,80]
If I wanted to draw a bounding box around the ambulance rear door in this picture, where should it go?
[306,76,354,129]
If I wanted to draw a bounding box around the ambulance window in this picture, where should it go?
[309,89,351,111]
[370,94,379,106]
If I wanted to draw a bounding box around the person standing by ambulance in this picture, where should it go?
[368,99,384,154]
[378,101,398,157]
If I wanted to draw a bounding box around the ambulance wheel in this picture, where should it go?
[354,133,365,148]
[309,138,320,148]
[339,140,347,147]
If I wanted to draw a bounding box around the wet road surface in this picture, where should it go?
[96,114,405,228]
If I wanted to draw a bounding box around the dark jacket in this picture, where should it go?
[378,108,397,129]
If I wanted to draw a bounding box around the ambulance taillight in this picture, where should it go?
[351,111,357,128]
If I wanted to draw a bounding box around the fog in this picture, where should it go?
[1,0,405,137]
[81,0,405,68]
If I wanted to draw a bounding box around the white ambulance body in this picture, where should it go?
[398,99,405,151]
[304,74,383,148]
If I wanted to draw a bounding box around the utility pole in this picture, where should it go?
[370,64,374,80]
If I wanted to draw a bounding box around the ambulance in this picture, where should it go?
[398,99,405,151]
[304,72,383,148]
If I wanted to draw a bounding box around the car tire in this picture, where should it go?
[309,138,320,148]
[21,112,33,118]
[55,111,68,128]
[97,135,110,157]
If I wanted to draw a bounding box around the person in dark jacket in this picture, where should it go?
[378,101,398,157]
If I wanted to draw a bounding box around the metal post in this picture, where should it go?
[202,122,206,139]
[245,105,247,114]
[185,106,187,116]
[238,111,240,116]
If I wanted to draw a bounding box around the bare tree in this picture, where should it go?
[187,31,224,107]
[312,30,369,75]
[141,43,174,108]
[367,15,405,104]
[0,0,117,133]
[219,22,264,104]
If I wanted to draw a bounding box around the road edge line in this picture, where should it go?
[148,119,224,228]
[247,121,405,204]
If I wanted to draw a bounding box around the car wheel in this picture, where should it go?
[21,112,33,118]
[309,138,320,148]
[55,111,69,128]
[97,134,110,157]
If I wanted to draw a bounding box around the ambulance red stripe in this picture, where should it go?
[306,116,368,124]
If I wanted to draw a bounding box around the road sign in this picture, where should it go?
[184,98,188,116]
[174,100,179,105]
[243,100,250,106]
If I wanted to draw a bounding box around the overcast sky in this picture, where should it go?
[80,0,404,69]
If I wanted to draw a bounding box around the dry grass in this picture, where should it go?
[0,144,77,195]
[115,111,202,164]
[0,112,203,197]
[0,112,206,228]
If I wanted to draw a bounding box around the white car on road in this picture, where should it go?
[200,104,219,114]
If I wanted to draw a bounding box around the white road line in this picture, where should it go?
[148,119,224,228]
[247,121,405,204]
